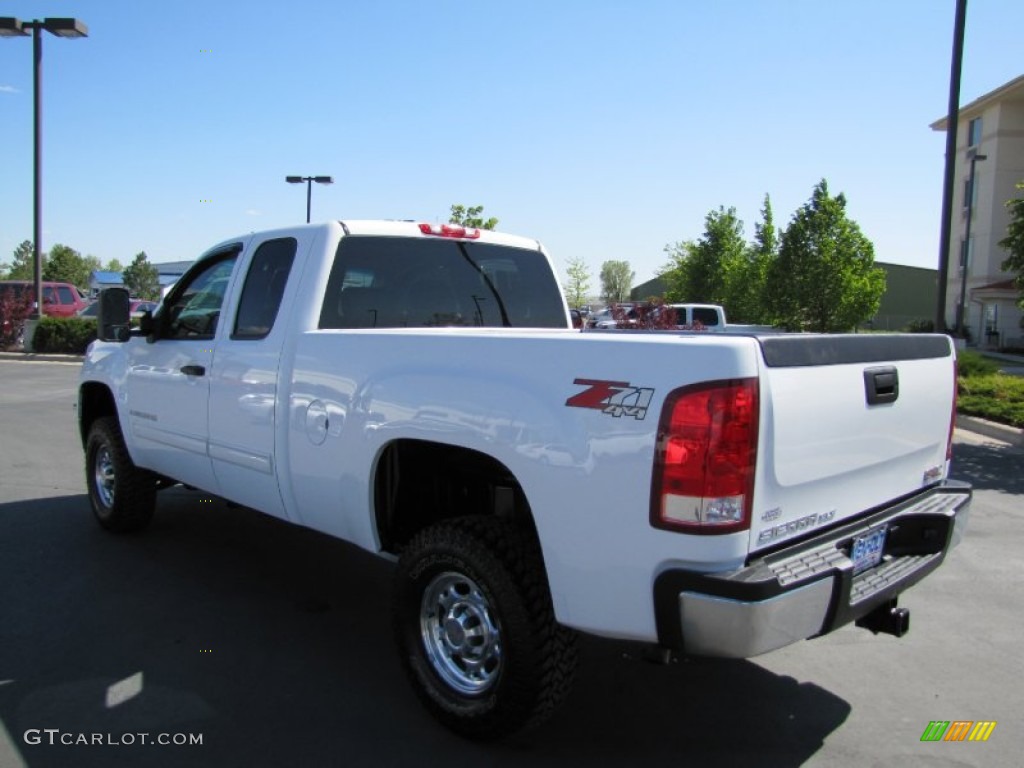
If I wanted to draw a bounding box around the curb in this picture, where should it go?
[955,413,1024,447]
[0,351,84,364]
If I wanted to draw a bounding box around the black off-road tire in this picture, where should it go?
[85,416,157,533]
[393,516,578,740]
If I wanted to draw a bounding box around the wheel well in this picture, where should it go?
[78,382,118,447]
[374,439,538,555]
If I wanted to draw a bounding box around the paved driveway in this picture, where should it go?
[1,360,1021,767]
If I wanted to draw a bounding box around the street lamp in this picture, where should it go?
[285,175,333,223]
[1,17,88,324]
[955,148,986,338]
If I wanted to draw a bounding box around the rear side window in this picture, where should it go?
[692,307,721,326]
[319,236,567,329]
[233,238,296,339]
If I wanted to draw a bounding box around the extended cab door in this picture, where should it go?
[125,245,243,492]
[206,234,305,520]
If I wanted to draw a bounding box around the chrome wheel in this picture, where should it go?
[94,444,115,508]
[420,571,502,695]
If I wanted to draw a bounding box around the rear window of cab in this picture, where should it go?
[319,236,568,330]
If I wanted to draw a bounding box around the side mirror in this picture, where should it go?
[138,309,156,340]
[96,288,131,342]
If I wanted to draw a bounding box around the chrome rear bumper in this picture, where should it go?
[653,481,971,658]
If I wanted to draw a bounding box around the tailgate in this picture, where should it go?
[751,334,955,553]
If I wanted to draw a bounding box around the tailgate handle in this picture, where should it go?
[864,366,898,405]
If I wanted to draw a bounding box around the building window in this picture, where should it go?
[967,117,982,147]
[959,237,974,272]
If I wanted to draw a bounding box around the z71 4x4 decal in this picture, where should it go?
[565,378,655,420]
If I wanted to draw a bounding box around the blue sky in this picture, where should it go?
[1,1,1022,286]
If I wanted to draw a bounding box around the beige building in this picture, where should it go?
[932,74,1024,349]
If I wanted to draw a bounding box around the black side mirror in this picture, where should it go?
[138,309,156,341]
[96,288,131,342]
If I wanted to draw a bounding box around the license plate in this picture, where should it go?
[851,527,887,573]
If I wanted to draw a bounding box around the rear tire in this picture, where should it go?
[85,416,156,532]
[393,516,578,740]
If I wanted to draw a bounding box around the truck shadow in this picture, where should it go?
[951,440,1024,493]
[0,492,849,768]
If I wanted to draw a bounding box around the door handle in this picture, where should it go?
[180,364,206,377]
[863,366,898,405]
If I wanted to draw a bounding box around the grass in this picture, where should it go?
[957,351,1024,429]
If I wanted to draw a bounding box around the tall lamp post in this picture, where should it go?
[285,175,333,223]
[955,148,986,338]
[0,17,88,323]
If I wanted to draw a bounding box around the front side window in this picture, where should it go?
[233,238,296,339]
[319,236,567,330]
[57,286,75,305]
[162,254,238,339]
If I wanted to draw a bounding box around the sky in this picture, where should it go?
[1,1,1022,287]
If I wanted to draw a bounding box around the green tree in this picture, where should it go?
[999,182,1024,311]
[659,239,696,302]
[661,206,747,307]
[3,240,38,280]
[122,251,161,300]
[449,204,499,230]
[600,260,634,303]
[562,257,592,308]
[42,244,94,288]
[105,258,124,273]
[727,194,777,324]
[767,179,885,332]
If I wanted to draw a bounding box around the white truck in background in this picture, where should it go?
[79,219,970,739]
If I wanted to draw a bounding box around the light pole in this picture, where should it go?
[955,148,986,338]
[285,175,333,223]
[0,17,88,322]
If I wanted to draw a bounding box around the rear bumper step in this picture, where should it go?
[653,481,971,658]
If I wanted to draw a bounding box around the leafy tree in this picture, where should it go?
[449,204,498,230]
[659,239,696,302]
[105,258,124,273]
[562,257,592,308]
[3,240,38,281]
[661,206,748,313]
[42,244,94,289]
[600,260,634,303]
[767,179,885,332]
[753,193,778,258]
[122,251,161,300]
[727,194,777,324]
[999,182,1024,311]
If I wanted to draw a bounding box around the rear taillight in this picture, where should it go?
[651,378,759,534]
[418,223,481,239]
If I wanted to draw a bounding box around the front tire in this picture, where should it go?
[393,517,578,740]
[85,416,156,532]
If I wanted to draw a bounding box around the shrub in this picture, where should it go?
[0,287,34,349]
[957,374,1024,428]
[905,319,934,333]
[31,316,97,354]
[956,350,1000,378]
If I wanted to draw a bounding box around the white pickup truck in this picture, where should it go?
[79,220,970,739]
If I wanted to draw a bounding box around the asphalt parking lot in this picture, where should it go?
[0,359,1021,767]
